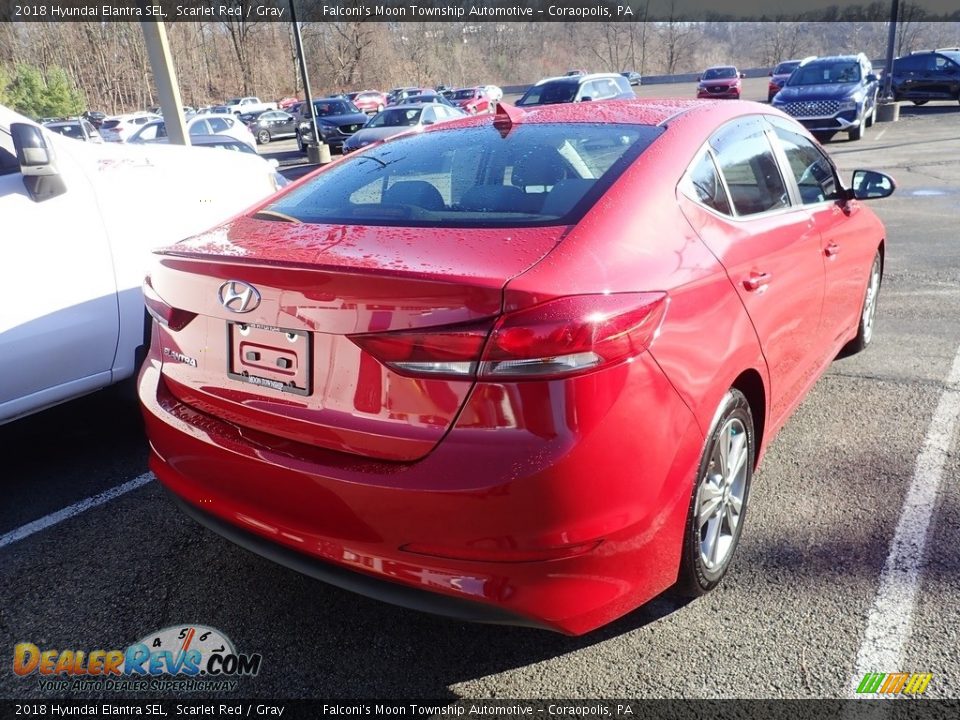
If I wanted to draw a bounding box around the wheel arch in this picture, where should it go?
[731,368,766,468]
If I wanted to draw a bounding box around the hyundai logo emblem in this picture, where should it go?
[218,280,261,313]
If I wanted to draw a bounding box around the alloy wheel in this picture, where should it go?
[697,417,749,570]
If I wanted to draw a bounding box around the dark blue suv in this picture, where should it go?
[772,54,880,141]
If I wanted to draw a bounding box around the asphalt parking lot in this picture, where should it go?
[2,87,959,701]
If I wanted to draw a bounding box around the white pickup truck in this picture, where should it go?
[0,104,285,424]
[224,96,278,115]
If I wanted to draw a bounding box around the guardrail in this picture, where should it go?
[500,59,888,95]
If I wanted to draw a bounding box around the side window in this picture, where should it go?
[207,117,230,133]
[421,107,436,124]
[579,81,598,100]
[895,55,924,73]
[681,149,732,216]
[190,119,210,135]
[137,124,159,141]
[769,120,839,204]
[0,128,20,176]
[711,119,790,216]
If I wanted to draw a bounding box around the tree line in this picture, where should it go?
[0,18,957,116]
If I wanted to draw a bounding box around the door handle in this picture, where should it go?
[825,242,841,257]
[743,272,772,291]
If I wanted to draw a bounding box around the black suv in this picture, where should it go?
[296,98,369,154]
[771,54,879,141]
[890,48,960,105]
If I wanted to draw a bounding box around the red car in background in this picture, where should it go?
[349,90,388,115]
[140,100,894,634]
[449,86,495,114]
[697,66,745,99]
[277,97,300,110]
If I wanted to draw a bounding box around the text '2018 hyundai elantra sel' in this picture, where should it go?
[139,99,894,634]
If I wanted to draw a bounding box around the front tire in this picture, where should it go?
[676,389,755,597]
[841,250,882,355]
[849,112,866,141]
[257,129,271,145]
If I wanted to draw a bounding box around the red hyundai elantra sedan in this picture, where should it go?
[139,99,894,634]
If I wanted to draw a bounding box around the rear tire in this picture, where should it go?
[257,129,271,144]
[676,389,755,597]
[841,250,882,356]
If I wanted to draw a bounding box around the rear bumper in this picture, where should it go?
[139,350,703,635]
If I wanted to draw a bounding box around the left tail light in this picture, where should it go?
[349,292,667,381]
[143,277,196,331]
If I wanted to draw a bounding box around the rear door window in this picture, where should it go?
[767,118,839,204]
[711,118,791,216]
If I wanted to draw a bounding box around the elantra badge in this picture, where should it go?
[219,280,261,313]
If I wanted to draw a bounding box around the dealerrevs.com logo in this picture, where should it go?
[13,624,262,693]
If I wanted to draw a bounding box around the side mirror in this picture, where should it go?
[866,73,878,83]
[849,169,895,200]
[11,122,67,202]
[422,119,435,125]
[579,96,593,102]
[739,72,746,79]
[696,75,702,82]
[769,70,774,76]
[268,158,279,169]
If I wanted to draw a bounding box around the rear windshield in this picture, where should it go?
[368,108,422,127]
[101,120,121,129]
[262,123,663,228]
[452,89,477,100]
[775,61,800,74]
[517,82,579,106]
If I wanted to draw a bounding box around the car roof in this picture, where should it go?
[704,65,737,71]
[384,103,429,111]
[806,55,863,63]
[430,98,707,128]
[534,72,628,87]
[45,120,81,126]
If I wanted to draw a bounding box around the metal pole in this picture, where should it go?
[288,0,328,163]
[882,0,899,100]
[139,20,189,146]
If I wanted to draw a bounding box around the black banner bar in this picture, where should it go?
[2,700,960,719]
[1,0,960,23]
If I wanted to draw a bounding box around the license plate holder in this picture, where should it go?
[226,322,312,396]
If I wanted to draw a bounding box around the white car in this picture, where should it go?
[43,118,104,143]
[98,113,161,143]
[224,96,277,115]
[0,104,284,424]
[127,115,257,150]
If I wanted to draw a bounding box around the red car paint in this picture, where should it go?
[697,67,743,99]
[451,87,492,114]
[351,91,388,115]
[140,99,889,634]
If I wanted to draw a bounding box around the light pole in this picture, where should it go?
[289,0,330,164]
[882,0,899,101]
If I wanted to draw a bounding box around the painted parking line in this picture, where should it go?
[0,473,153,550]
[850,344,960,694]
